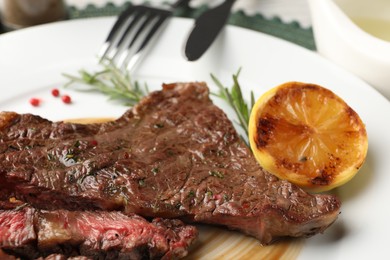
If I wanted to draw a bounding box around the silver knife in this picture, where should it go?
[184,0,236,61]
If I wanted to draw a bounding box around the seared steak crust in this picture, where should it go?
[0,82,340,244]
[0,205,197,260]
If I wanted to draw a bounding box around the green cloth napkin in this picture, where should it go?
[67,2,316,50]
[0,2,315,50]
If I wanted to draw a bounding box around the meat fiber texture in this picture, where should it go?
[0,82,341,245]
[0,205,197,260]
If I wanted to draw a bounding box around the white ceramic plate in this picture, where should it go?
[0,17,389,259]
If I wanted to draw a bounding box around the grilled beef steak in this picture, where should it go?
[0,205,197,260]
[0,82,341,244]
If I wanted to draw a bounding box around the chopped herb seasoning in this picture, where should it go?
[223,133,231,143]
[209,170,224,179]
[223,194,229,201]
[166,149,175,156]
[65,149,73,157]
[138,179,145,187]
[175,202,182,209]
[68,174,75,183]
[206,190,213,197]
[65,154,74,159]
[188,190,195,197]
[151,167,159,175]
[153,123,164,128]
[299,156,308,162]
[217,150,225,157]
[87,161,97,170]
[107,183,119,194]
[64,148,79,163]
[74,140,81,148]
[151,203,159,212]
[8,145,18,151]
[47,153,55,161]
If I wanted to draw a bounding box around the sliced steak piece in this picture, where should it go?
[39,254,91,260]
[0,206,37,258]
[0,205,197,260]
[0,82,341,244]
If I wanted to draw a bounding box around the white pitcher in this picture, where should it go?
[307,0,390,100]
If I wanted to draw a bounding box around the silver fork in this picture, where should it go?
[98,0,190,71]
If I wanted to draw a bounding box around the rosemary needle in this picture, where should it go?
[63,59,148,106]
[211,68,255,140]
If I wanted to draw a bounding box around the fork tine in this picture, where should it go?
[114,9,147,50]
[110,11,153,63]
[133,13,170,54]
[120,13,171,70]
[98,5,136,61]
[115,12,159,67]
[104,6,135,44]
[127,12,157,49]
[101,0,188,70]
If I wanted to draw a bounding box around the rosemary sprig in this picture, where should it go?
[63,60,148,106]
[211,68,255,138]
[63,62,255,141]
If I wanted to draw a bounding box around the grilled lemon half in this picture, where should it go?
[248,82,368,192]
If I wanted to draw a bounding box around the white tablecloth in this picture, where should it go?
[65,0,312,28]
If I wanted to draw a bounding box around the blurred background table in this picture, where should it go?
[0,0,315,50]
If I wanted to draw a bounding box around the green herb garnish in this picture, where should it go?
[63,59,148,106]
[211,68,255,138]
[209,170,224,179]
[151,167,159,175]
[47,153,55,161]
[138,179,146,187]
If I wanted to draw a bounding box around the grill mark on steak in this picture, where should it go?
[0,82,341,244]
[0,205,197,260]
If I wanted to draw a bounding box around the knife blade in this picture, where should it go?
[184,0,236,61]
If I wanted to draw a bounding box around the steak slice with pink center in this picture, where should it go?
[0,205,197,259]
